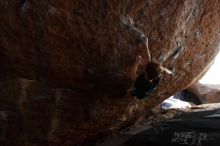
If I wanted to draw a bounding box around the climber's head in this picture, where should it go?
[145,62,161,82]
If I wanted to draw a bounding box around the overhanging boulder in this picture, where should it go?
[0,0,219,145]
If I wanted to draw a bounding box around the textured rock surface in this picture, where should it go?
[0,0,220,145]
[188,83,220,104]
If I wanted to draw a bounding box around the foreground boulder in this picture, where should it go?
[0,0,219,145]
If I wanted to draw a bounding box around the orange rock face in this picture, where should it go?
[0,0,219,145]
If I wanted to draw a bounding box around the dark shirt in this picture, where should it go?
[132,73,161,99]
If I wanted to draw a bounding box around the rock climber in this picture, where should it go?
[131,37,172,99]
